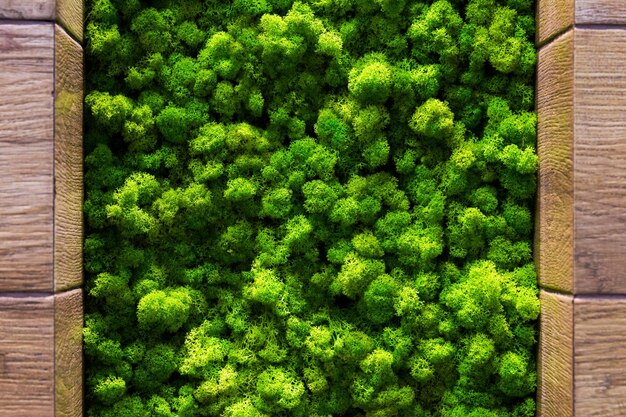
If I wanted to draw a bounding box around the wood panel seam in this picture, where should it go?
[538,286,574,296]
[537,24,574,49]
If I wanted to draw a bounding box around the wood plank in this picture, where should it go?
[576,0,626,25]
[0,296,54,417]
[575,297,626,416]
[0,23,55,293]
[55,290,82,417]
[574,28,626,294]
[54,25,83,293]
[537,0,574,46]
[536,30,574,293]
[538,291,574,417]
[0,0,55,20]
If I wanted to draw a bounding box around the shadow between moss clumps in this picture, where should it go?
[83,0,539,416]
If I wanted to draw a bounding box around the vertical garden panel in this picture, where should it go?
[3,0,626,415]
[0,1,83,416]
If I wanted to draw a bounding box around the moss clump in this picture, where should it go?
[84,0,538,416]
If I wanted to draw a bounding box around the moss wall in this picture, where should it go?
[84,0,539,416]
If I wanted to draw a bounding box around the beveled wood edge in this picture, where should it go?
[537,0,574,47]
[536,29,575,294]
[538,290,574,417]
[54,24,83,293]
[54,289,83,417]
[56,0,83,43]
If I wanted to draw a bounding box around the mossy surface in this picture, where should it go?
[84,0,538,416]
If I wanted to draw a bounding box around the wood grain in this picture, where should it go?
[576,0,626,25]
[0,23,55,293]
[0,0,83,42]
[0,296,54,417]
[56,0,83,42]
[538,291,574,417]
[574,28,626,294]
[54,25,83,293]
[536,30,574,293]
[0,0,55,20]
[575,297,626,416]
[537,0,574,46]
[55,289,83,417]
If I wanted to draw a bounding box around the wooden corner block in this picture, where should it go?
[538,290,574,417]
[55,25,83,293]
[537,0,574,46]
[55,289,83,417]
[0,23,55,292]
[538,1,626,46]
[0,292,82,416]
[574,297,626,416]
[0,295,54,416]
[536,30,574,294]
[573,28,626,294]
[0,23,82,293]
[0,0,83,42]
[538,27,626,294]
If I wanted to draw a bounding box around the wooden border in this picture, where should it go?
[0,3,83,416]
[538,1,626,415]
[4,1,626,416]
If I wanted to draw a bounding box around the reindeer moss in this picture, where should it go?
[84,1,538,416]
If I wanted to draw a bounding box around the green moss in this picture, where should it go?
[85,0,538,415]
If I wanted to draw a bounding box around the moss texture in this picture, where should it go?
[84,0,538,416]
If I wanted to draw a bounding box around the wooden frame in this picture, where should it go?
[537,1,626,415]
[0,1,83,416]
[2,0,626,415]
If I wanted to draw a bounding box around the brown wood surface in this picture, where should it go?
[575,297,626,416]
[0,0,55,20]
[537,0,574,46]
[55,290,83,417]
[573,28,626,294]
[0,23,55,293]
[55,25,83,293]
[0,0,83,42]
[538,291,574,417]
[55,0,83,42]
[576,0,626,25]
[536,30,574,294]
[0,15,84,417]
[0,296,54,417]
